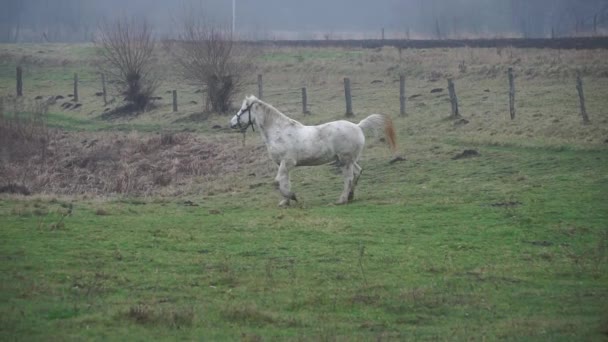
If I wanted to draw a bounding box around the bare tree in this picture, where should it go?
[96,18,159,112]
[1,96,51,165]
[173,17,255,114]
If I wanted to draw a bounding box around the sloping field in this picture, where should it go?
[1,42,607,340]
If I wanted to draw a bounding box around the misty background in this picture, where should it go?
[1,0,607,42]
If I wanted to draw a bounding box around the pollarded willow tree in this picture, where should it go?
[172,17,255,114]
[96,18,160,113]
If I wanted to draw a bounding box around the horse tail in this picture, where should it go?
[358,114,397,153]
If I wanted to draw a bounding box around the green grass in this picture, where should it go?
[0,62,97,91]
[1,43,608,340]
[1,144,607,340]
[45,112,164,132]
[261,49,363,62]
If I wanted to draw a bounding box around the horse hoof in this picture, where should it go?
[348,192,355,202]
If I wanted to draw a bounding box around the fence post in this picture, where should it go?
[16,66,23,97]
[172,90,178,112]
[447,78,460,119]
[399,74,406,116]
[576,73,590,124]
[594,14,598,36]
[344,77,353,117]
[302,87,310,114]
[101,73,107,105]
[508,67,515,120]
[73,73,79,102]
[257,74,263,99]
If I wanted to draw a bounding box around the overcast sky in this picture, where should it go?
[1,0,607,42]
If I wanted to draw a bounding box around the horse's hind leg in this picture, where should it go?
[348,162,363,202]
[275,159,297,207]
[337,163,354,205]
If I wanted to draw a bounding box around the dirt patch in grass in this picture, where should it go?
[125,304,195,328]
[221,305,301,328]
[452,149,480,160]
[490,201,522,207]
[173,112,213,123]
[0,184,31,195]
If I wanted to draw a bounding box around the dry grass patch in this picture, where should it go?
[1,128,271,196]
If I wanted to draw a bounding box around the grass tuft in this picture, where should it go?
[125,304,195,328]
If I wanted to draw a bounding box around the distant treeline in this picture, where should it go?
[259,37,608,50]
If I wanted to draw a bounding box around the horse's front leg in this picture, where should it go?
[348,162,363,202]
[274,159,297,207]
[337,163,354,205]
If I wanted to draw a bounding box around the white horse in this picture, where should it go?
[230,95,397,206]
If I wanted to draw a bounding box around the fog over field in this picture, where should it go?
[2,0,608,340]
[1,0,607,41]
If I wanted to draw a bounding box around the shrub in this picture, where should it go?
[0,96,51,163]
[96,18,159,113]
[172,17,255,114]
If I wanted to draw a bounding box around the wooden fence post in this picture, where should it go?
[73,73,79,102]
[399,74,406,116]
[257,74,263,99]
[447,78,460,119]
[16,66,23,97]
[594,14,598,36]
[172,90,178,112]
[302,87,310,114]
[101,73,107,105]
[344,77,353,116]
[508,67,515,120]
[576,74,590,124]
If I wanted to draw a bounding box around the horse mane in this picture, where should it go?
[253,98,302,128]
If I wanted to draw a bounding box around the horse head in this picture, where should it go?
[230,95,259,132]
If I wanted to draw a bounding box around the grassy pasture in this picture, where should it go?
[1,42,608,340]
